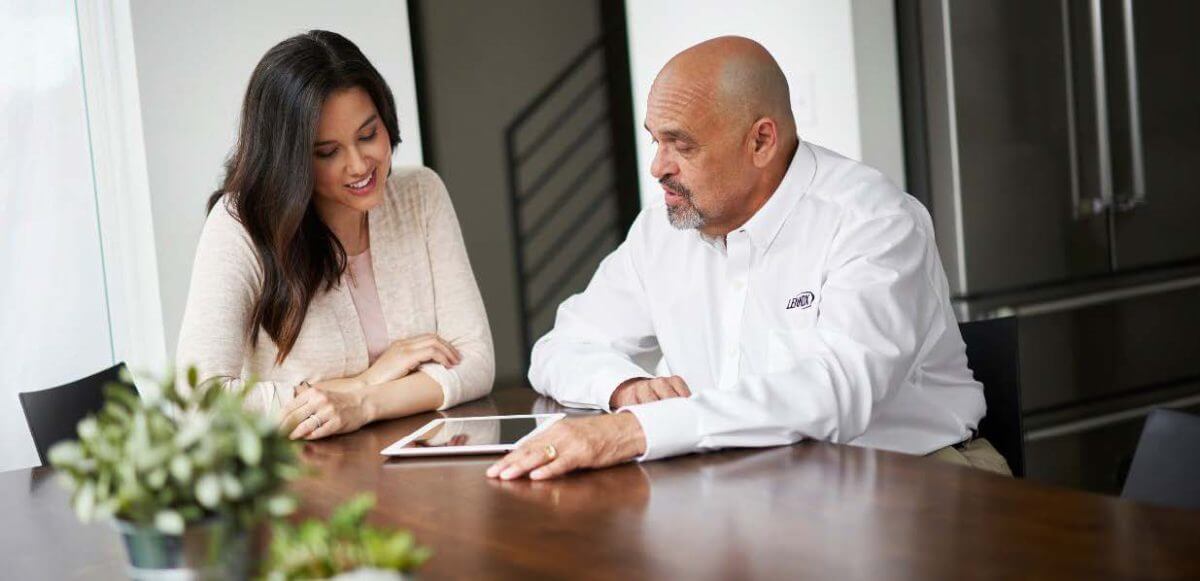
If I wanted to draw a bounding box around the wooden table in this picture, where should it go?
[3,387,1199,579]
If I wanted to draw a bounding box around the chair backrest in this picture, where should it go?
[1121,408,1200,509]
[958,317,1025,477]
[19,362,127,466]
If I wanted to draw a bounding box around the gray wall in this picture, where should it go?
[415,0,603,386]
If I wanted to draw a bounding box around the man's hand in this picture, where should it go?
[485,413,647,481]
[279,378,374,440]
[609,376,691,409]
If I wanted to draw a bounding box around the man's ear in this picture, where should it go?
[750,117,778,168]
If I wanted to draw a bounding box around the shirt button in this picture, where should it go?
[732,279,745,290]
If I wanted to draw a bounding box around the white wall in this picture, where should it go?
[625,0,906,206]
[128,0,424,361]
[849,0,906,190]
[0,0,116,471]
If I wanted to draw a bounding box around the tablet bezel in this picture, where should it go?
[380,413,565,457]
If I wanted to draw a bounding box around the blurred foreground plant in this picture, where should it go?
[264,494,431,580]
[48,367,301,534]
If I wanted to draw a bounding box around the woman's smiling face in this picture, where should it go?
[310,86,392,217]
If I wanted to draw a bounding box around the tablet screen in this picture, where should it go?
[399,417,541,449]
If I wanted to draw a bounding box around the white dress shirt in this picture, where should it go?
[529,141,985,460]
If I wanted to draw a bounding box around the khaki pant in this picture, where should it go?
[928,437,1013,477]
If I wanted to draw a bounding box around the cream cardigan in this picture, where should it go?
[176,166,495,413]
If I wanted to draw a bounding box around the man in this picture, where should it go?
[486,36,1005,482]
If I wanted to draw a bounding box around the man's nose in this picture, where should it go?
[650,146,672,180]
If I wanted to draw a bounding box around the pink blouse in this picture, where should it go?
[345,249,390,364]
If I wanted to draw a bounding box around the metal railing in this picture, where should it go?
[504,36,629,372]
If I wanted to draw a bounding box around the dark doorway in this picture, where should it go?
[409,0,640,383]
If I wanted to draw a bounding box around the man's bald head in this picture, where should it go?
[645,36,800,237]
[653,36,796,143]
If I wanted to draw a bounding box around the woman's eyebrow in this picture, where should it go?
[314,114,379,146]
[357,113,378,131]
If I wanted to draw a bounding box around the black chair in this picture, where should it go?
[19,362,127,466]
[959,317,1025,477]
[1121,408,1200,509]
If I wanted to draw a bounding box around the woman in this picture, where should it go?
[176,30,494,440]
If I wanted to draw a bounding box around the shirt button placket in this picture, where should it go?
[720,231,751,389]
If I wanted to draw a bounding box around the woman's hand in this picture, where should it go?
[280,379,374,440]
[356,333,462,386]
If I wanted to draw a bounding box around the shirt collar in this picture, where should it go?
[728,140,817,253]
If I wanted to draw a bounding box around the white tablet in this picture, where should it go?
[380,414,565,457]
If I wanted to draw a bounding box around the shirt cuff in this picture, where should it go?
[620,396,701,461]
[419,363,460,411]
[583,363,650,411]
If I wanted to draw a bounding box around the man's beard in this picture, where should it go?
[662,178,706,230]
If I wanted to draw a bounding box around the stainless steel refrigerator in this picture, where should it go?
[900,0,1200,493]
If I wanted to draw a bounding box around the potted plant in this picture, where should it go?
[48,368,301,579]
[263,494,431,580]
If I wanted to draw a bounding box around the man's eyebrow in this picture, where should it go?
[660,128,694,143]
[314,114,379,147]
[644,124,695,143]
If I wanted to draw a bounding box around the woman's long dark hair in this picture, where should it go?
[209,30,401,363]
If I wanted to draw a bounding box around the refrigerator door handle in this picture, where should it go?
[956,273,1200,320]
[1086,0,1116,217]
[1063,0,1092,220]
[1115,0,1147,212]
[1025,391,1200,442]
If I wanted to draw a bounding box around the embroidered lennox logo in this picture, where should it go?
[786,291,815,310]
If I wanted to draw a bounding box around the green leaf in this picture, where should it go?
[195,474,221,509]
[200,382,224,409]
[169,455,192,483]
[104,383,139,411]
[146,468,168,489]
[330,494,375,532]
[180,505,203,521]
[238,424,262,466]
[74,482,96,522]
[77,416,100,440]
[94,499,118,521]
[128,412,151,468]
[221,473,243,500]
[256,415,277,436]
[174,413,210,449]
[48,441,84,468]
[186,366,198,388]
[241,468,267,493]
[266,495,297,517]
[154,510,185,535]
